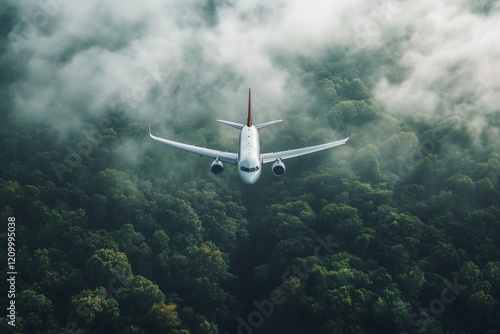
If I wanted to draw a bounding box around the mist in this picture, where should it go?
[3,0,500,168]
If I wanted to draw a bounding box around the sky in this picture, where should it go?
[3,0,500,152]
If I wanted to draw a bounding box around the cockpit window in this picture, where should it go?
[240,166,259,173]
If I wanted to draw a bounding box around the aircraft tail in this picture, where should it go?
[247,88,252,127]
[216,88,253,129]
[217,88,282,129]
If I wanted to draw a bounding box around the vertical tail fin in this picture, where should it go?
[247,88,252,127]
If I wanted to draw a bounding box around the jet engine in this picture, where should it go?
[272,159,286,177]
[211,159,224,175]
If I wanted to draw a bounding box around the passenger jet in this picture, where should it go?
[149,89,350,185]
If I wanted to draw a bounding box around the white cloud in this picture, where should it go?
[5,0,500,136]
[7,0,373,125]
[373,0,500,119]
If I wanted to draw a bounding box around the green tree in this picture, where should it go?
[149,229,170,254]
[482,261,500,295]
[183,241,234,281]
[184,277,231,318]
[17,289,56,332]
[328,100,378,126]
[198,320,219,334]
[113,223,152,274]
[350,146,383,181]
[467,291,496,315]
[144,303,182,332]
[318,202,363,242]
[70,287,120,332]
[86,248,133,287]
[116,275,165,317]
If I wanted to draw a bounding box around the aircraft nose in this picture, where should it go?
[240,171,260,185]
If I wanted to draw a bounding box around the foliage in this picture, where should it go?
[0,43,499,334]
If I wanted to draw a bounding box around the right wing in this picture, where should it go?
[261,131,350,164]
[149,125,238,164]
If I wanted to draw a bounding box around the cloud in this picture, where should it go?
[372,0,500,123]
[5,0,376,123]
[4,0,500,153]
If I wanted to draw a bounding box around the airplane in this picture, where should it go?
[149,89,350,185]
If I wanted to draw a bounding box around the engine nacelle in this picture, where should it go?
[272,159,286,177]
[210,159,224,175]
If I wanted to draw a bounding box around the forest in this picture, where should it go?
[1,1,500,334]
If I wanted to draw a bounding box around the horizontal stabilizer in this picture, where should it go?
[217,119,245,129]
[255,120,283,129]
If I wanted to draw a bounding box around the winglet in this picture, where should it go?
[247,88,252,127]
[347,128,351,138]
[149,124,153,138]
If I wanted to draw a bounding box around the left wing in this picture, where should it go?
[149,125,238,164]
[261,131,350,164]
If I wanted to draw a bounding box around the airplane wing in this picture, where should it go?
[261,131,350,164]
[149,125,238,164]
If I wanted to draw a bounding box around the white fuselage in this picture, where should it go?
[238,125,262,185]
